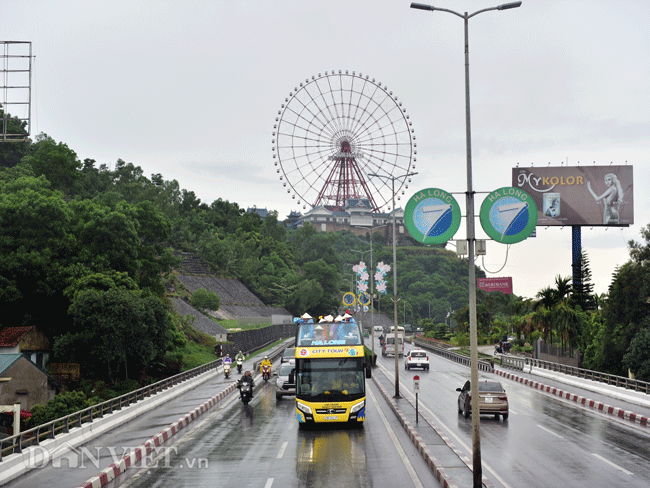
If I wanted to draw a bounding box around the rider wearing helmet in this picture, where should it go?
[235,350,245,362]
[260,355,272,375]
[237,370,255,398]
[223,353,232,365]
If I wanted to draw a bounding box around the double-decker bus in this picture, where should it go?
[293,314,371,427]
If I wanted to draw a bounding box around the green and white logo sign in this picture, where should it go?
[480,187,537,244]
[404,188,462,244]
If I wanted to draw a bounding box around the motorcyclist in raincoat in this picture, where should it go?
[260,355,272,375]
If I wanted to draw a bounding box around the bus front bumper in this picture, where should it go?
[296,399,366,424]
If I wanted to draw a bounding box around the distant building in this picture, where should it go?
[246,207,269,219]
[0,353,60,412]
[285,210,302,229]
[0,326,50,370]
[300,199,407,243]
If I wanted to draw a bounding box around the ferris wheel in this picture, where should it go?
[272,70,417,212]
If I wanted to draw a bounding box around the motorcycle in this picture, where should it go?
[238,381,252,405]
[262,365,271,382]
[224,362,231,379]
[236,357,243,374]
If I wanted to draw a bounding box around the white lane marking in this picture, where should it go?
[264,478,274,488]
[277,441,288,459]
[368,387,425,488]
[536,424,564,439]
[592,453,633,476]
[377,363,512,488]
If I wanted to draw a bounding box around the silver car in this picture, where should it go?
[275,363,296,400]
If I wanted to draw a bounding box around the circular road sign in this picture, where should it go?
[357,292,370,306]
[479,187,537,244]
[404,188,462,244]
[342,292,356,307]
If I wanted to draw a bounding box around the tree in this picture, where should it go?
[28,391,94,428]
[571,250,597,311]
[59,288,173,382]
[596,225,650,376]
[0,107,30,167]
[190,288,221,313]
[623,325,650,381]
[22,133,81,192]
[286,278,325,316]
[0,175,75,335]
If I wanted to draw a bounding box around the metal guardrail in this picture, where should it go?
[514,356,650,395]
[412,338,494,373]
[0,358,221,462]
[498,354,526,372]
[0,338,293,464]
[489,352,650,396]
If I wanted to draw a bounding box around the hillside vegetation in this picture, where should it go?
[1,118,649,384]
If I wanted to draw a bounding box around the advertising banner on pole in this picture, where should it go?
[512,165,633,227]
[477,277,513,294]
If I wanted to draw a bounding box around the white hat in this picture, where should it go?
[343,312,352,319]
[334,315,343,322]
[324,315,334,322]
[301,313,312,319]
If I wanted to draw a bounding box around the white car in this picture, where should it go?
[404,349,429,371]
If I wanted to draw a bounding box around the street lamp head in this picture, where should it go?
[410,2,434,10]
[497,1,522,10]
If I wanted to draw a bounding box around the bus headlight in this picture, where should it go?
[296,402,312,415]
[350,400,365,414]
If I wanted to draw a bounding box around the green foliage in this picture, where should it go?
[180,320,217,348]
[190,288,221,312]
[623,326,650,381]
[3,130,648,388]
[57,288,173,382]
[22,133,81,193]
[179,339,218,371]
[27,390,94,428]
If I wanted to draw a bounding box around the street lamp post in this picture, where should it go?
[353,224,387,359]
[369,172,417,398]
[410,2,521,486]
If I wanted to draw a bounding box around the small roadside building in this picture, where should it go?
[0,353,60,412]
[0,326,50,370]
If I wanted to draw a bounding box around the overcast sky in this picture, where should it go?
[2,0,649,300]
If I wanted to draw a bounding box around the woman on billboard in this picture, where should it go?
[587,173,624,224]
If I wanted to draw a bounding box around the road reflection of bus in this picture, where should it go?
[293,314,372,427]
[295,429,368,485]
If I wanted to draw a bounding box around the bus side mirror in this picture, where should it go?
[365,363,372,379]
[289,370,295,383]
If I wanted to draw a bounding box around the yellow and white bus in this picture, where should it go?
[293,315,371,427]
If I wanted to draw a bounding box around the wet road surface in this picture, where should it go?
[114,377,443,488]
[383,339,650,488]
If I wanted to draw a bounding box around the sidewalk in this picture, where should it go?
[493,365,650,429]
[371,368,490,488]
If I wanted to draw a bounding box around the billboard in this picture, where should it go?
[512,165,633,226]
[477,277,512,294]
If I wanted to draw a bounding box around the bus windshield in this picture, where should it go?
[296,321,362,347]
[296,357,365,402]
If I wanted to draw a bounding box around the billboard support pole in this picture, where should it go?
[572,225,582,300]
